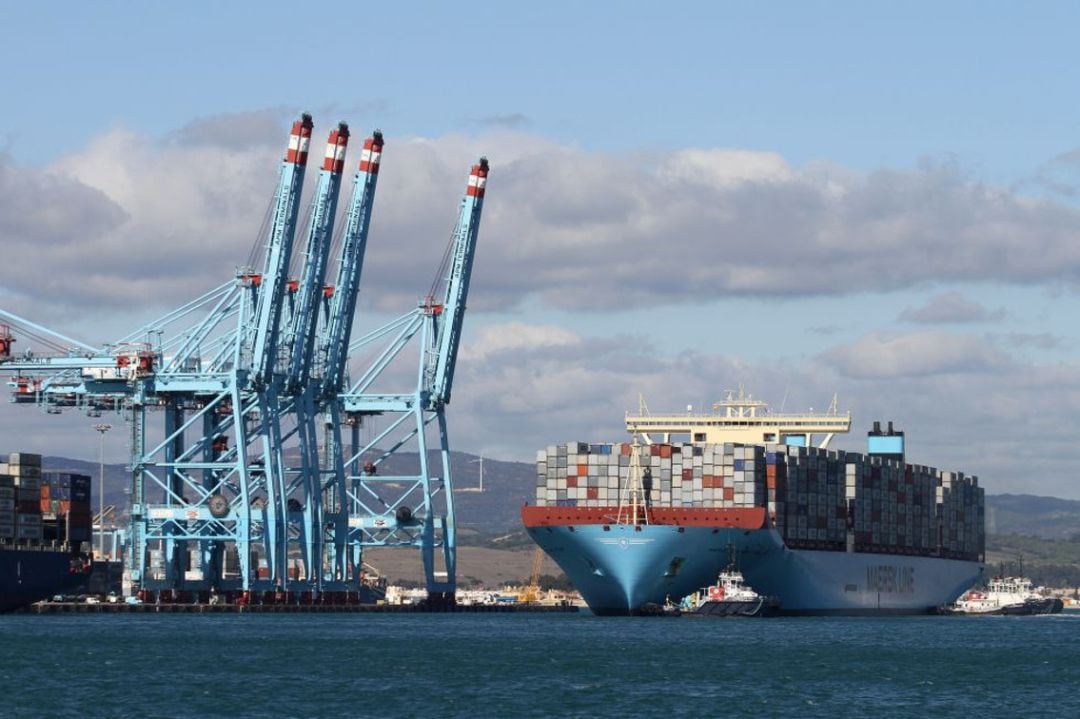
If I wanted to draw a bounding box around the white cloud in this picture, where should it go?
[899,291,1006,324]
[818,331,1011,380]
[658,148,794,187]
[4,119,1080,320]
[461,322,581,360]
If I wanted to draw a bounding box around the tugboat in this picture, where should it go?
[942,575,1064,616]
[686,567,780,617]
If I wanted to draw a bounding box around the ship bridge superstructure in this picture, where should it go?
[626,389,851,449]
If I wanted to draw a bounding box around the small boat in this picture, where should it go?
[941,575,1064,616]
[686,568,780,617]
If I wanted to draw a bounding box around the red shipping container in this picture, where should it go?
[586,487,598,500]
[40,485,50,500]
[620,443,632,456]
[660,445,672,459]
[723,487,735,501]
[566,476,578,488]
[682,469,693,481]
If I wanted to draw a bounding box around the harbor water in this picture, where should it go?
[2,612,1079,717]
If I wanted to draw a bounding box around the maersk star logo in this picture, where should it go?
[598,537,653,549]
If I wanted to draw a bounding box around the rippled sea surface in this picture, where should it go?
[2,611,1079,718]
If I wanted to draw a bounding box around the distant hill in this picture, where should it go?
[986,494,1080,540]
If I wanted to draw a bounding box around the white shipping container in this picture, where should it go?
[8,453,42,467]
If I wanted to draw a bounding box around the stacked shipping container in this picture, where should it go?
[0,453,92,547]
[0,476,13,540]
[768,444,848,547]
[535,442,767,510]
[0,453,44,542]
[40,472,93,544]
[535,442,984,562]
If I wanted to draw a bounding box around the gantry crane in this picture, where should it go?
[0,114,488,604]
[338,157,488,602]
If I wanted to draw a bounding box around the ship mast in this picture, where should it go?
[617,438,650,526]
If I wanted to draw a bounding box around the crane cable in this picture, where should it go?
[426,216,460,303]
[244,182,277,274]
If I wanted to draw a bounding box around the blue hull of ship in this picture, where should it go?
[527,525,983,615]
[525,523,776,615]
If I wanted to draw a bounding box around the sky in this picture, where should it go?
[3,2,1080,497]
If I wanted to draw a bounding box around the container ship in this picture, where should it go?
[522,391,985,615]
[1,452,93,612]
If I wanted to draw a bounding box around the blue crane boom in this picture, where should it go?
[250,114,313,386]
[285,123,349,393]
[337,157,491,600]
[319,131,384,399]
[428,158,488,407]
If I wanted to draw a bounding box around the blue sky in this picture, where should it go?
[3,3,1080,497]
[6,2,1079,180]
